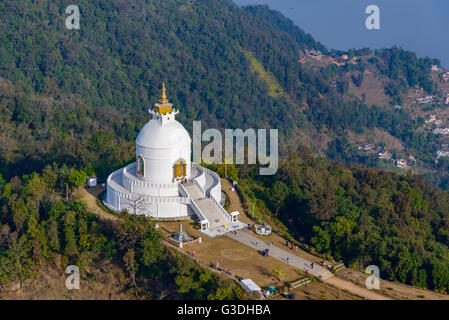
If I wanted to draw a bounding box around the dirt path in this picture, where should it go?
[74,187,119,222]
[227,229,390,300]
[77,180,443,300]
[223,179,393,300]
[221,179,253,225]
[80,180,389,300]
[338,268,449,300]
[326,277,391,300]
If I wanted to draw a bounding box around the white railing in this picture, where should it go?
[209,194,232,222]
[178,182,190,197]
[109,187,190,204]
[179,183,209,227]
[191,163,231,222]
[192,162,206,187]
[193,179,206,197]
[123,163,179,189]
[109,176,189,204]
[203,167,222,200]
[190,199,209,228]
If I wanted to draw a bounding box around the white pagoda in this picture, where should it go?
[104,84,240,233]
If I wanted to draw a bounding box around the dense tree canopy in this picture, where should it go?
[236,151,449,293]
[1,0,446,188]
[0,0,448,298]
[0,164,242,299]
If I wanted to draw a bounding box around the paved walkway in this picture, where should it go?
[227,230,334,280]
[226,230,393,299]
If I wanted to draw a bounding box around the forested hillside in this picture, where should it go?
[0,0,325,179]
[0,165,243,299]
[1,0,448,187]
[0,0,327,129]
[229,150,449,294]
[1,0,449,298]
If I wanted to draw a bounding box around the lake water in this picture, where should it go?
[234,0,449,68]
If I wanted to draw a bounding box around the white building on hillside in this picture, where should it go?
[396,159,407,169]
[104,84,241,234]
[87,176,97,187]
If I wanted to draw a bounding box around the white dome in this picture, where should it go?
[133,84,191,184]
[136,119,191,149]
[135,116,192,184]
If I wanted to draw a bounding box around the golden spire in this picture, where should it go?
[160,83,168,104]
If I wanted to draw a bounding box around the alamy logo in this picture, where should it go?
[365,265,380,289]
[192,121,278,175]
[65,5,80,30]
[65,265,80,290]
[365,5,380,30]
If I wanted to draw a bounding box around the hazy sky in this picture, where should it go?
[234,0,449,67]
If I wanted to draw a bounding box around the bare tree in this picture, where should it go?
[123,196,150,216]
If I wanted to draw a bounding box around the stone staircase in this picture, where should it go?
[194,197,228,229]
[183,181,204,200]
